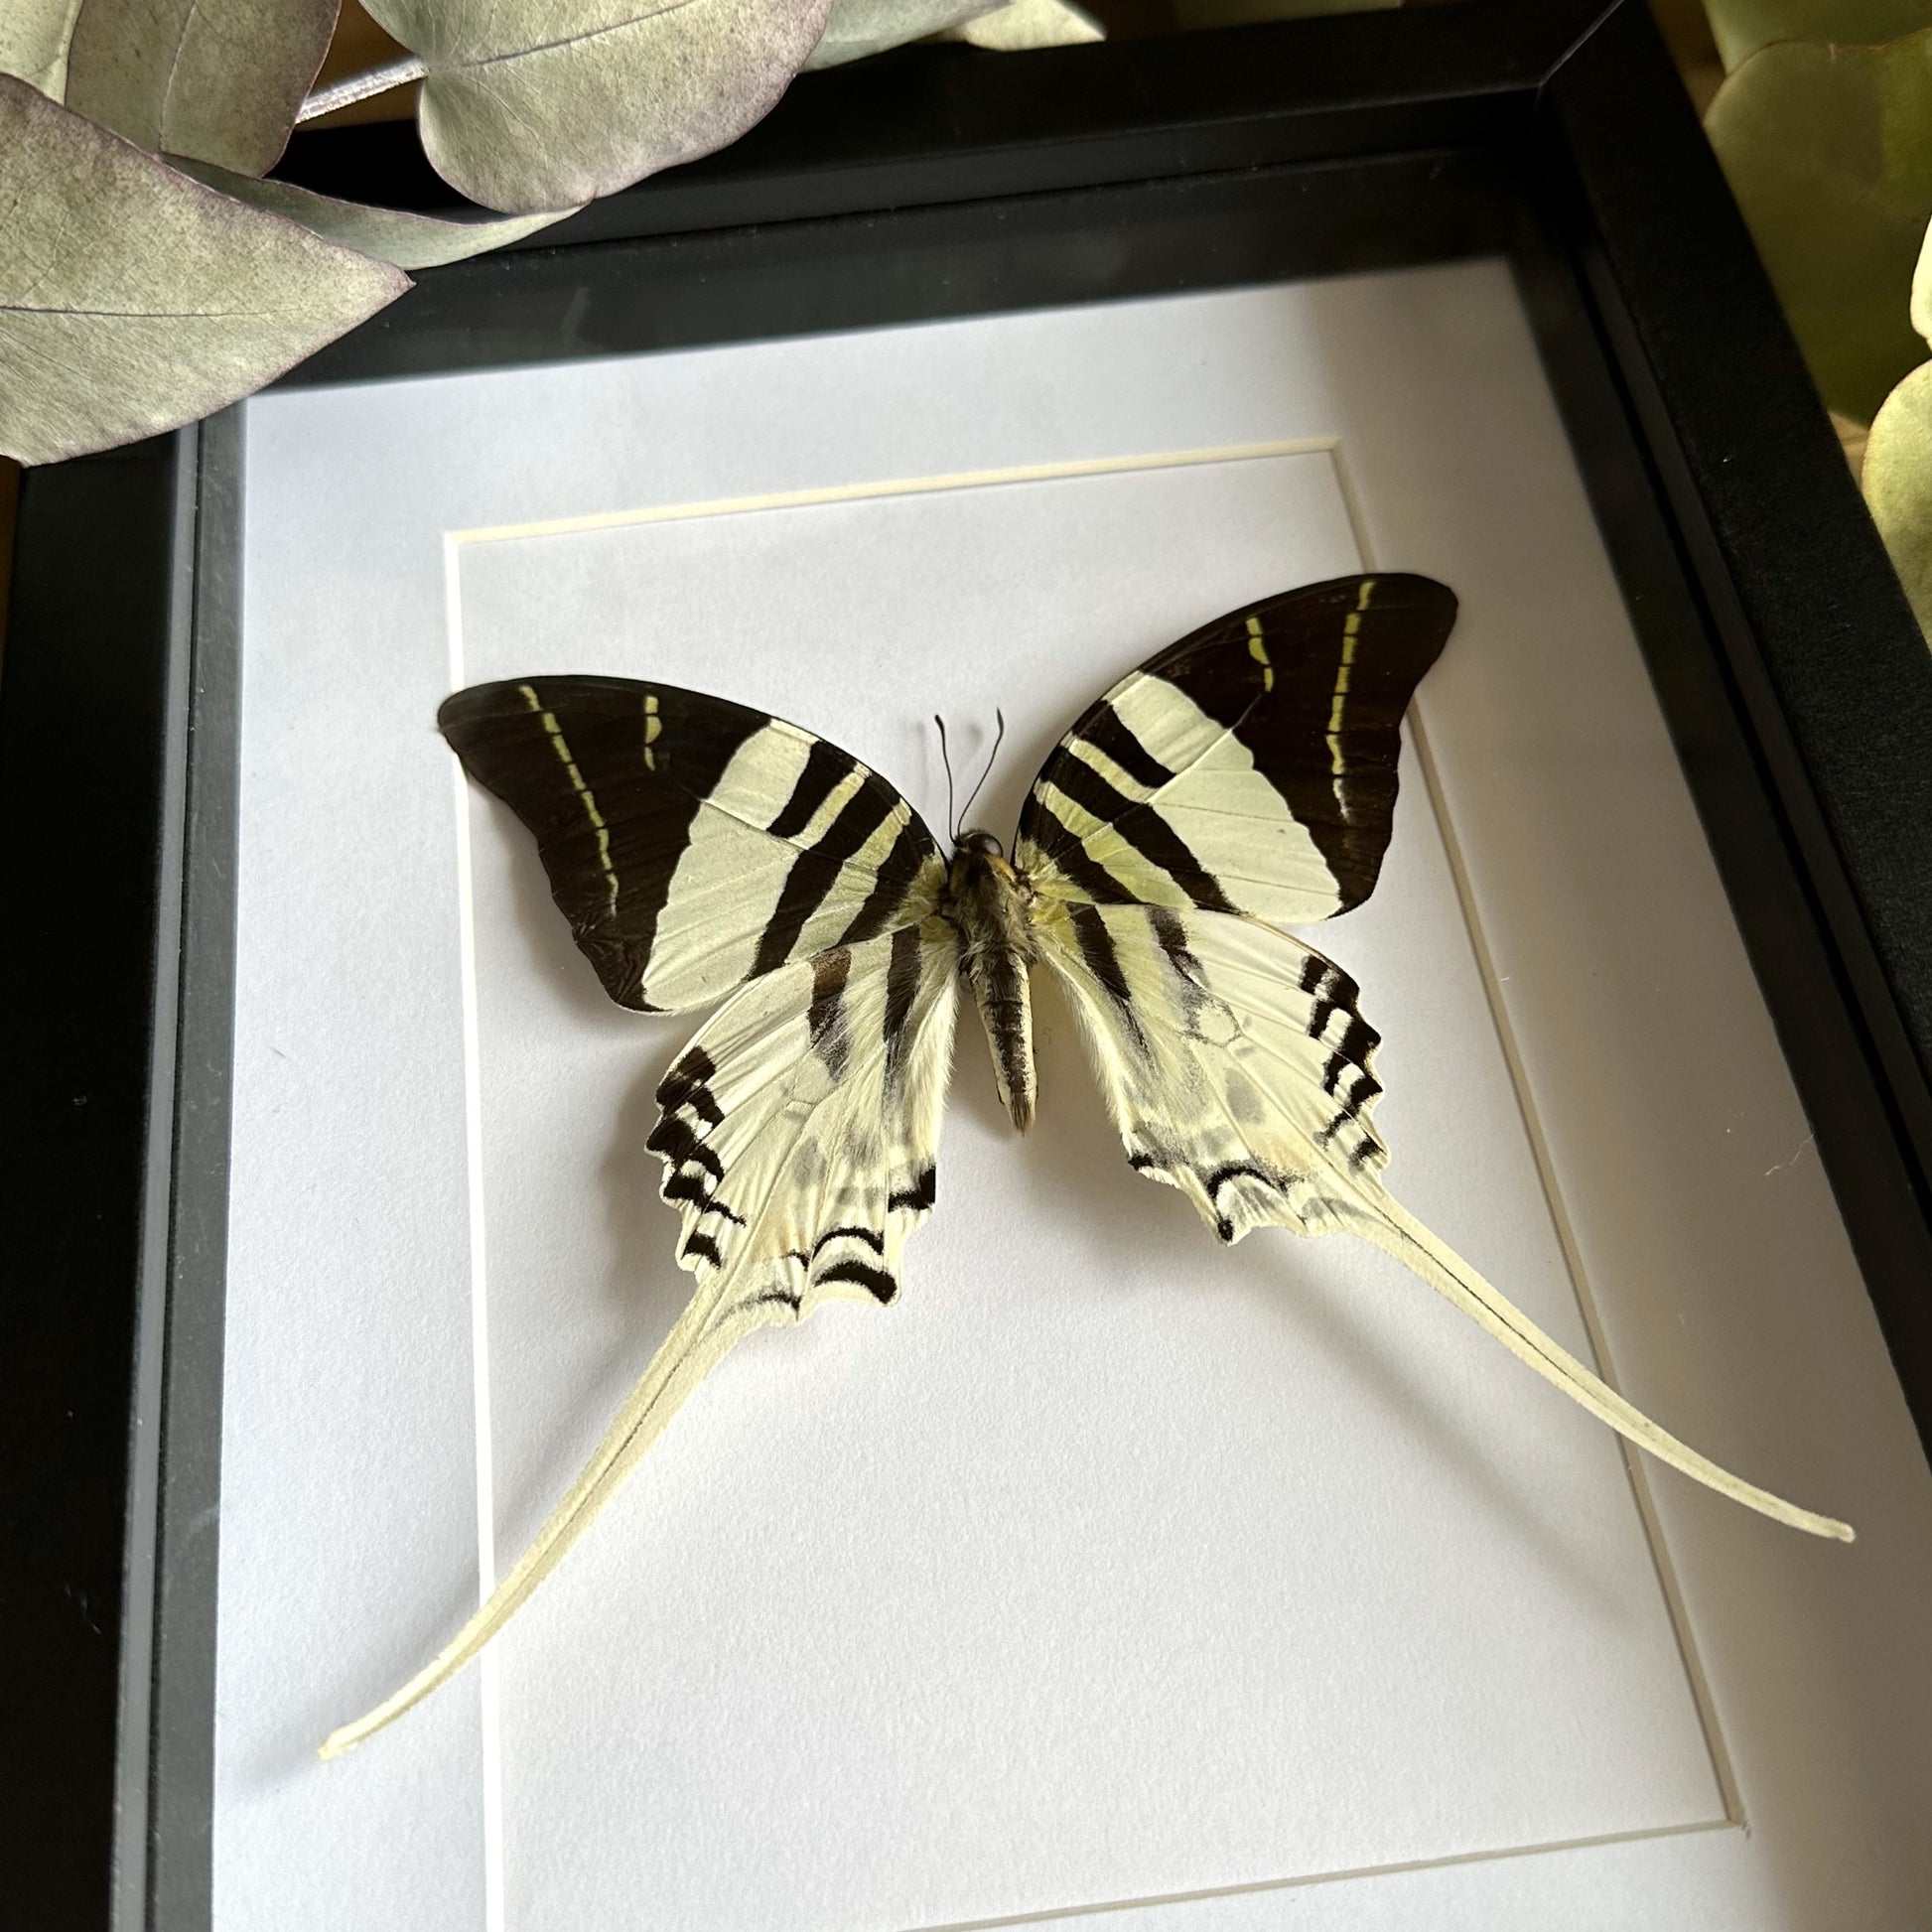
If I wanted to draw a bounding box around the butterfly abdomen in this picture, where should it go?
[943,838,1038,1133]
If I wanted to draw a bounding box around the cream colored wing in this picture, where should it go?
[321,921,961,1757]
[1035,897,1853,1542]
[1015,576,1456,926]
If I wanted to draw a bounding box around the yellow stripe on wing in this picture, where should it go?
[518,681,621,914]
[1324,577,1376,820]
[1246,614,1274,692]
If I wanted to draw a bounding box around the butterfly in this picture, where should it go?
[321,573,1851,1758]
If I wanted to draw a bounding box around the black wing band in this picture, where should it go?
[440,677,946,1013]
[1017,575,1456,925]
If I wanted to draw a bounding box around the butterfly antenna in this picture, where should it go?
[956,709,1006,831]
[935,714,958,840]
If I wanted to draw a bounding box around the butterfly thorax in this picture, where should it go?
[942,831,1039,1134]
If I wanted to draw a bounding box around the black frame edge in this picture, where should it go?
[109,425,200,1932]
[145,409,244,1932]
[0,435,187,1930]
[271,0,1592,240]
[1537,2,1932,1428]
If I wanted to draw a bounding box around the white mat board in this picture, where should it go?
[220,262,1932,1932]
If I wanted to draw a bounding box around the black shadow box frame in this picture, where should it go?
[5,1,1931,1925]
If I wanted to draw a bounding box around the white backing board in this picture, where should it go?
[220,263,1932,1931]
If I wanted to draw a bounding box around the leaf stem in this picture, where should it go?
[296,56,428,125]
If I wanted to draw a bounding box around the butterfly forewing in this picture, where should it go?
[439,677,948,1012]
[1015,574,1457,926]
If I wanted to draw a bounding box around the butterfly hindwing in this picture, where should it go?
[1015,575,1457,927]
[439,677,948,1012]
[1037,898,1386,1242]
[321,920,961,1757]
[650,921,960,1316]
[1035,898,1853,1541]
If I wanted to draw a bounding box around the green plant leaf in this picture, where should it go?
[1864,358,1932,634]
[1707,29,1932,424]
[949,0,1102,49]
[1703,0,1932,72]
[171,157,577,268]
[0,74,407,465]
[62,0,340,175]
[805,0,1000,69]
[362,0,833,215]
[0,0,85,96]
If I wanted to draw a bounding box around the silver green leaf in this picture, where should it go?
[1912,210,1932,345]
[1702,0,1932,72]
[1864,358,1932,636]
[0,74,408,465]
[362,0,833,216]
[63,0,340,175]
[0,0,85,97]
[949,0,1102,49]
[1866,215,1932,637]
[805,0,1000,69]
[1707,29,1932,424]
[171,156,578,269]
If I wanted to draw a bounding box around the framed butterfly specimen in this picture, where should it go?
[16,11,1932,1922]
[321,572,1850,1758]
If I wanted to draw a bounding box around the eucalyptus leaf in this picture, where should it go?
[1833,409,1872,481]
[0,0,84,97]
[1702,0,1932,72]
[172,157,578,268]
[805,0,999,69]
[1864,359,1932,634]
[64,0,339,175]
[1707,30,1932,424]
[1912,211,1932,343]
[0,74,407,465]
[951,0,1102,49]
[362,0,833,215]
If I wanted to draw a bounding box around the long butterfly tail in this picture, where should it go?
[1349,1190,1854,1542]
[319,1289,771,1759]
